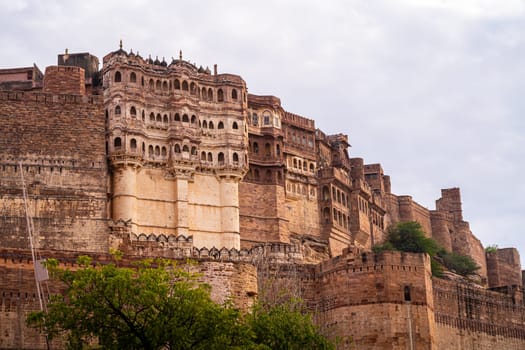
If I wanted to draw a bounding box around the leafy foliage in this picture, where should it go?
[485,244,498,254]
[249,299,335,350]
[373,221,480,277]
[27,255,334,350]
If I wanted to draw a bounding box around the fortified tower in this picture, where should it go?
[103,46,248,249]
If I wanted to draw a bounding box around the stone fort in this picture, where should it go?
[0,46,524,349]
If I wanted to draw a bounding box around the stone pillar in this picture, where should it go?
[220,178,241,249]
[112,166,136,224]
[175,176,189,237]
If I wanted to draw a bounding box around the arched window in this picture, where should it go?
[141,110,145,121]
[233,152,239,163]
[150,112,155,122]
[141,76,145,86]
[323,186,330,201]
[263,111,271,125]
[156,80,161,90]
[190,82,196,95]
[114,137,122,149]
[174,79,181,89]
[232,89,238,100]
[155,146,160,156]
[218,89,224,102]
[207,88,213,101]
[161,146,167,157]
[252,113,258,126]
[232,122,238,129]
[191,115,197,124]
[182,145,189,152]
[404,286,411,302]
[182,81,188,91]
[253,142,259,154]
[149,79,154,90]
[265,143,271,156]
[130,106,137,118]
[156,114,161,122]
[323,207,330,223]
[130,138,137,150]
[202,120,208,128]
[115,105,121,115]
[182,114,189,123]
[174,144,181,153]
[201,151,206,161]
[310,163,314,172]
[209,121,214,129]
[114,71,122,83]
[191,146,197,155]
[174,113,181,122]
[218,121,224,129]
[293,159,297,168]
[163,114,168,123]
[163,81,168,91]
[207,152,213,162]
[303,162,307,171]
[130,72,136,83]
[218,152,225,164]
[201,87,207,99]
[148,145,154,157]
[298,160,302,169]
[276,144,281,156]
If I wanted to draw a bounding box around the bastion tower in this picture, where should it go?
[103,46,249,249]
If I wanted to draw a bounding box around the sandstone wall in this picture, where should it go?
[0,90,108,253]
[487,248,522,288]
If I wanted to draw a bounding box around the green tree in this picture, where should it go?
[27,256,252,350]
[27,255,335,350]
[374,221,479,277]
[248,299,335,350]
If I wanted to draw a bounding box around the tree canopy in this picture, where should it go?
[27,255,334,350]
[374,221,480,277]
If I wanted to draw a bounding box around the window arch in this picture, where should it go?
[182,80,189,91]
[163,81,168,91]
[149,112,155,122]
[148,145,154,157]
[207,152,213,162]
[233,152,239,163]
[253,142,259,154]
[161,146,167,157]
[130,138,137,150]
[156,80,161,90]
[154,146,159,156]
[209,121,214,129]
[207,88,213,100]
[202,120,208,128]
[303,162,307,171]
[130,72,136,83]
[182,114,189,123]
[231,89,238,100]
[141,110,145,121]
[156,113,161,122]
[190,82,196,95]
[191,115,197,124]
[217,89,224,102]
[191,146,197,155]
[218,121,224,129]
[163,114,168,123]
[276,144,281,156]
[182,145,189,153]
[252,113,258,126]
[115,105,121,115]
[174,79,181,89]
[218,152,225,164]
[232,121,238,129]
[114,71,122,83]
[310,163,314,172]
[201,151,206,161]
[130,106,136,117]
[149,79,154,90]
[323,186,330,201]
[174,144,181,153]
[174,113,181,122]
[114,137,122,149]
[263,111,271,125]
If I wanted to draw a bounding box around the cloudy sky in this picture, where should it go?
[1,0,524,264]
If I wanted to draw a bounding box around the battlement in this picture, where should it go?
[0,90,101,104]
[283,111,315,130]
[43,66,86,95]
